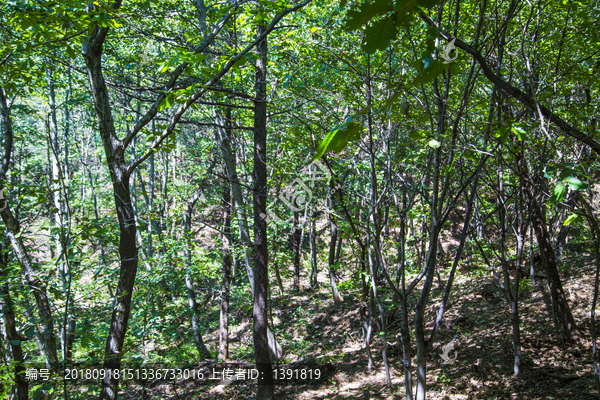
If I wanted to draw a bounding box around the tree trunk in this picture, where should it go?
[47,67,76,365]
[498,151,522,376]
[253,21,275,400]
[310,210,318,287]
[0,255,28,400]
[215,105,281,362]
[327,194,343,305]
[526,182,579,339]
[83,24,140,400]
[46,65,67,290]
[183,188,211,359]
[0,86,58,370]
[292,210,301,291]
[219,182,232,361]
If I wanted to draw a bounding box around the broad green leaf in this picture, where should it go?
[313,117,364,160]
[511,125,527,141]
[409,131,425,141]
[563,213,584,226]
[328,121,363,153]
[345,0,394,31]
[494,127,510,144]
[412,58,445,85]
[564,176,587,190]
[543,166,557,179]
[313,128,339,161]
[9,339,21,345]
[362,15,397,54]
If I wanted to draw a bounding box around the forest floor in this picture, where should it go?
[113,243,599,400]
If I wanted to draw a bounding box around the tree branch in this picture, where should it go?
[127,0,314,175]
[419,11,600,156]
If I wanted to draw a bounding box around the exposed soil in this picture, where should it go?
[90,242,600,399]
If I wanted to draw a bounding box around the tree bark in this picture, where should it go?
[215,106,281,362]
[1,86,58,369]
[527,186,579,339]
[183,187,211,359]
[310,209,318,287]
[292,210,301,291]
[327,192,343,305]
[1,203,59,368]
[253,22,275,400]
[219,182,232,361]
[0,253,28,400]
[83,17,140,399]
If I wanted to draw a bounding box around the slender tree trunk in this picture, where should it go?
[46,65,67,290]
[292,210,301,291]
[219,183,232,361]
[327,192,343,305]
[183,188,211,359]
[253,21,275,400]
[498,149,522,376]
[1,86,58,370]
[525,178,579,339]
[46,65,76,366]
[215,107,281,361]
[272,239,284,295]
[0,254,28,400]
[580,194,600,391]
[1,204,59,368]
[310,210,318,287]
[365,55,391,384]
[84,24,140,400]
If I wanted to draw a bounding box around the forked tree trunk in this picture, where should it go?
[1,203,59,368]
[84,22,140,400]
[253,22,275,400]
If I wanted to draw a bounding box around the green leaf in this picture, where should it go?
[313,117,364,160]
[9,339,21,346]
[328,121,363,153]
[564,176,587,190]
[428,139,441,148]
[158,60,169,74]
[543,166,556,179]
[511,125,527,141]
[362,15,397,54]
[494,126,510,144]
[412,58,445,86]
[551,181,567,204]
[409,131,425,141]
[345,0,393,31]
[563,213,584,226]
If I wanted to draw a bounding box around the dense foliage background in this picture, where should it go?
[0,0,599,399]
